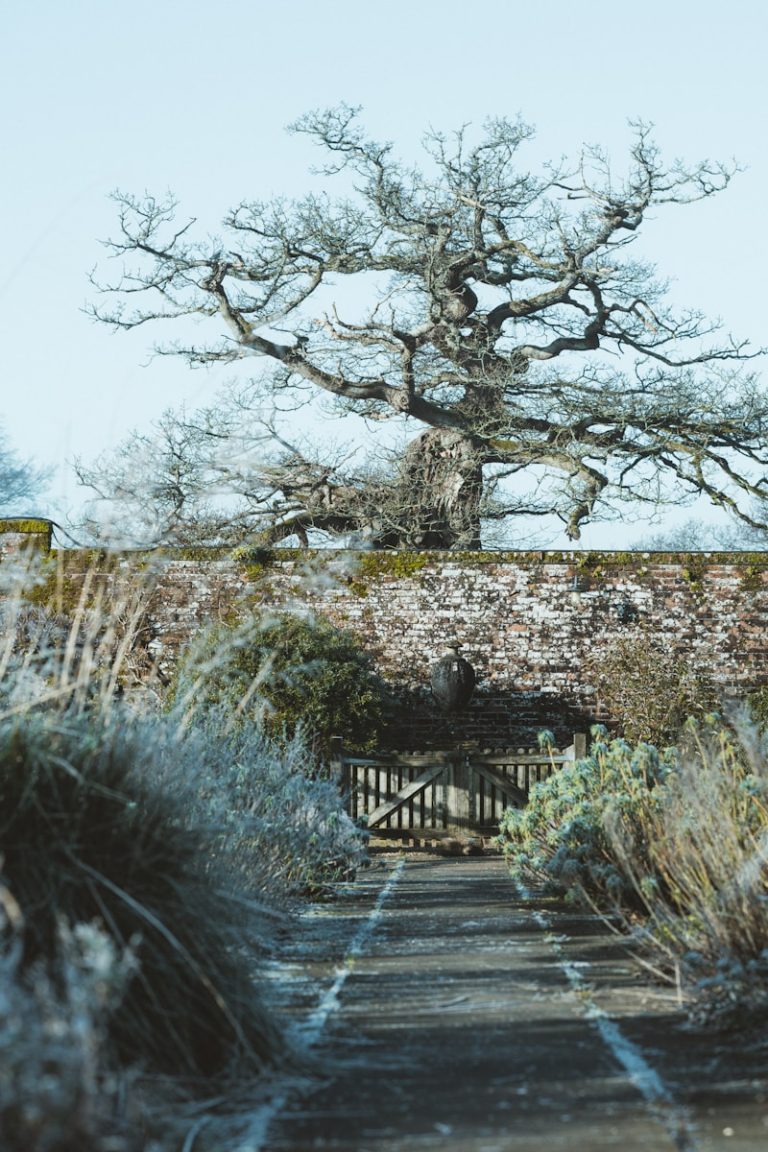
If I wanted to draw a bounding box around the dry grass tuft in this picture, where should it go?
[607,719,768,1020]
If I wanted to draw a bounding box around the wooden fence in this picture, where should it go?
[330,735,587,836]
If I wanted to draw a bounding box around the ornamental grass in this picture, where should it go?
[0,551,293,1148]
[0,712,284,1079]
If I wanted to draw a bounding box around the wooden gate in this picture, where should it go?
[330,736,587,837]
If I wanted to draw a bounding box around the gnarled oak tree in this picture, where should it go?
[84,107,768,548]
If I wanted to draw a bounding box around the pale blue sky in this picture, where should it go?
[2,0,767,544]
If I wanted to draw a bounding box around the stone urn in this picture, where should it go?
[430,641,476,712]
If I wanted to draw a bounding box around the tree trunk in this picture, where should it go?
[393,429,483,549]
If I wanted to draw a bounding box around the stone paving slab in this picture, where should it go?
[242,854,768,1152]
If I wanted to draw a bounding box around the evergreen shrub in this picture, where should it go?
[173,611,387,754]
[498,727,677,909]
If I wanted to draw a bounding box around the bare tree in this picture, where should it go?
[85,107,768,548]
[631,511,768,552]
[0,424,48,514]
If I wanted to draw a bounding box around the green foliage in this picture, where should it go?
[737,560,768,592]
[680,552,707,592]
[499,728,677,908]
[174,612,387,753]
[587,632,719,745]
[747,685,768,734]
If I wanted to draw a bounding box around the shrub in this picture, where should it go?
[586,632,718,745]
[505,718,768,1024]
[498,727,677,909]
[173,611,387,754]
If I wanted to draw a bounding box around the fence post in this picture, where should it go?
[563,733,588,762]
[445,751,471,832]
[329,736,344,789]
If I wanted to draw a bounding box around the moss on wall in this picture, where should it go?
[7,542,768,628]
[0,518,53,549]
[209,545,768,601]
[340,551,429,597]
[232,546,304,583]
[738,561,768,592]
[19,550,125,615]
[4,545,768,747]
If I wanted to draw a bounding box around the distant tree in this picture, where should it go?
[631,518,728,552]
[0,424,48,514]
[84,107,768,548]
[631,514,768,551]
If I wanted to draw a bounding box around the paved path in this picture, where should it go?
[240,854,768,1152]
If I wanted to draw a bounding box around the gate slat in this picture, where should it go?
[473,762,527,809]
[367,764,445,828]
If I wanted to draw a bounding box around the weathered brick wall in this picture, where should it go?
[3,531,768,748]
[235,551,768,747]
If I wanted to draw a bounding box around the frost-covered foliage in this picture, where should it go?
[606,720,768,1023]
[0,553,368,902]
[504,718,768,1024]
[0,552,359,1144]
[172,611,387,754]
[166,707,368,896]
[0,712,285,1081]
[498,727,677,907]
[0,889,149,1152]
[0,547,372,1150]
[0,552,338,1147]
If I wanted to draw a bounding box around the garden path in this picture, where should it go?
[239,854,768,1152]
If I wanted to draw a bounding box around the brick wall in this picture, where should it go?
[3,533,768,748]
[238,551,768,747]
